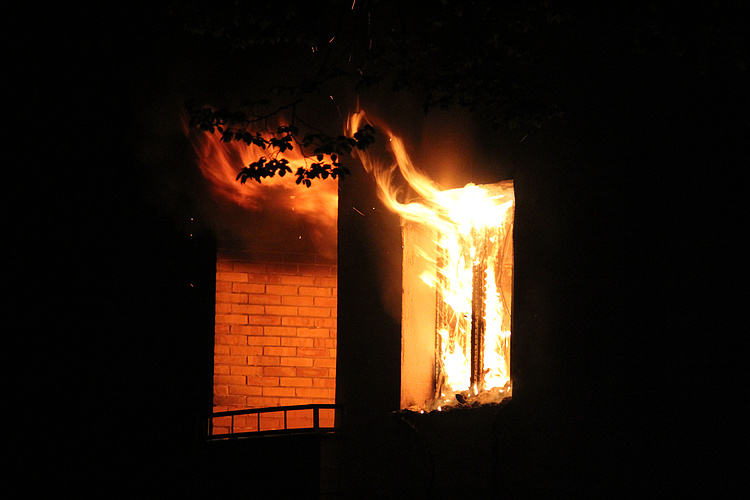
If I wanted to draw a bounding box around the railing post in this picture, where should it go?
[207,404,341,440]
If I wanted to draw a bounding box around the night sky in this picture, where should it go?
[18,3,747,496]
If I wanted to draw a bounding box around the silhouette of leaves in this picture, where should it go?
[187,100,374,187]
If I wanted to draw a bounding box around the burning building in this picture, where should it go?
[190,110,522,496]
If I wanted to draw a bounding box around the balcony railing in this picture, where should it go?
[208,404,342,440]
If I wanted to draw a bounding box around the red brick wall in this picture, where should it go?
[212,248,337,432]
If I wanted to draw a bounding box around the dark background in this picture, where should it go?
[15,2,746,496]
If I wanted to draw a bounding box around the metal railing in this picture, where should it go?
[208,403,342,440]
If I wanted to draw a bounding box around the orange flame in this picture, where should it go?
[348,111,514,410]
[185,119,338,234]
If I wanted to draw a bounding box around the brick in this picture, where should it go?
[280,356,313,367]
[247,315,281,326]
[296,387,335,399]
[313,338,336,348]
[231,283,266,294]
[264,305,299,316]
[287,416,315,429]
[213,395,247,406]
[231,304,265,315]
[313,276,337,287]
[263,346,297,357]
[259,416,284,431]
[296,328,330,338]
[216,314,248,325]
[280,398,314,406]
[214,345,230,355]
[299,286,331,297]
[247,356,280,366]
[263,366,297,377]
[216,260,234,272]
[279,377,313,387]
[265,284,299,296]
[263,326,297,336]
[214,374,246,385]
[313,358,336,368]
[297,347,329,358]
[215,282,232,293]
[246,376,280,386]
[280,337,314,347]
[214,364,230,374]
[215,334,247,346]
[313,297,337,308]
[215,303,232,314]
[262,386,296,397]
[252,273,283,284]
[228,385,263,395]
[296,367,328,378]
[279,275,315,286]
[312,378,336,388]
[281,316,314,327]
[216,272,248,283]
[214,355,247,366]
[229,345,263,356]
[245,396,281,407]
[232,416,257,430]
[214,323,231,334]
[298,306,330,317]
[247,293,281,305]
[229,365,264,376]
[230,325,264,336]
[314,318,336,328]
[246,336,281,346]
[214,385,229,396]
[299,264,334,276]
[280,295,314,306]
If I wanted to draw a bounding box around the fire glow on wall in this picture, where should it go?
[349,112,515,412]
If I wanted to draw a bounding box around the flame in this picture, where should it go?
[348,111,514,409]
[185,118,338,233]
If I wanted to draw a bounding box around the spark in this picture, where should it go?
[353,207,365,216]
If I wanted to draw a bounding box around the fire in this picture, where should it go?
[348,111,514,411]
[185,119,338,233]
